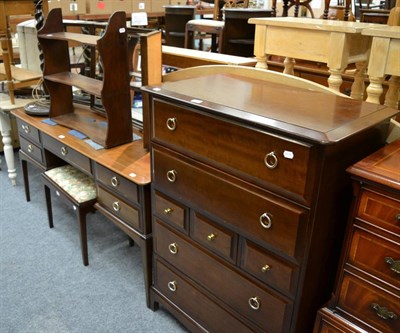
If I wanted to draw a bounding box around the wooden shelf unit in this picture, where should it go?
[38,8,132,149]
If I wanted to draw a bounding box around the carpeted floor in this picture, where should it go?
[0,150,187,333]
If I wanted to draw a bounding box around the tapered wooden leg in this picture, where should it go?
[44,185,53,228]
[128,237,135,247]
[21,159,30,202]
[77,210,89,266]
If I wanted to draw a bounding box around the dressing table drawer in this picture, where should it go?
[42,134,91,175]
[19,136,43,164]
[16,118,41,145]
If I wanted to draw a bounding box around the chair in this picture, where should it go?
[42,164,97,266]
[322,0,353,20]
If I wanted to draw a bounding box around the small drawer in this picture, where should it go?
[154,191,186,232]
[190,212,237,263]
[97,186,140,230]
[154,220,292,333]
[19,136,43,164]
[348,227,400,289]
[313,307,366,333]
[95,163,138,204]
[16,118,41,145]
[152,99,315,204]
[152,147,308,259]
[338,272,400,333]
[357,188,400,235]
[154,259,255,333]
[42,134,91,175]
[240,240,298,296]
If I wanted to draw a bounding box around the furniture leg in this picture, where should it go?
[0,38,15,104]
[350,61,367,100]
[128,237,135,247]
[283,57,295,75]
[0,109,16,185]
[44,184,54,228]
[366,76,384,104]
[385,75,400,109]
[327,67,343,92]
[21,158,31,201]
[139,237,153,308]
[77,209,89,266]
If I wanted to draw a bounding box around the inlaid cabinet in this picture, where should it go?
[143,70,399,332]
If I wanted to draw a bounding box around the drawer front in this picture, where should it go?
[338,273,400,333]
[97,186,140,230]
[154,220,291,333]
[153,147,308,259]
[357,188,400,235]
[95,163,138,204]
[190,212,237,263]
[240,240,298,296]
[16,118,41,145]
[42,134,92,175]
[19,136,43,164]
[154,259,255,333]
[154,191,186,232]
[348,227,400,289]
[314,308,367,333]
[152,99,315,203]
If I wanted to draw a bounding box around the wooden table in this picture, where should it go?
[249,17,376,99]
[362,25,400,109]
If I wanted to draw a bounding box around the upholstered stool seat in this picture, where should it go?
[185,19,225,53]
[42,164,97,266]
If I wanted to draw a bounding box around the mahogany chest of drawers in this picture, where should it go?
[314,139,400,333]
[142,72,398,332]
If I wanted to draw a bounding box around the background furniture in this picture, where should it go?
[142,64,398,333]
[314,139,400,333]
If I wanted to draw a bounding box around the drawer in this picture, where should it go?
[152,99,316,204]
[42,134,92,175]
[19,136,43,164]
[154,259,256,333]
[190,212,237,263]
[97,186,140,230]
[95,163,138,205]
[348,226,400,289]
[16,118,41,145]
[313,307,367,333]
[357,188,400,235]
[154,220,292,333]
[240,240,298,296]
[338,272,400,333]
[154,191,186,232]
[152,147,308,259]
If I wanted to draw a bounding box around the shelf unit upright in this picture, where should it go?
[38,8,132,149]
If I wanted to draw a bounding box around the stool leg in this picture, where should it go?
[44,184,54,228]
[21,159,30,202]
[128,237,135,247]
[77,209,89,266]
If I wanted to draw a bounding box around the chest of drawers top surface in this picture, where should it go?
[143,73,398,144]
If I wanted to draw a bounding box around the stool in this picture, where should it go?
[42,165,97,266]
[185,19,225,53]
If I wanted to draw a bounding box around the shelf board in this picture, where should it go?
[39,32,100,46]
[45,72,102,97]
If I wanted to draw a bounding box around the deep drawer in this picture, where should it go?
[348,226,400,289]
[19,136,43,164]
[42,134,92,175]
[152,147,308,259]
[97,186,140,230]
[154,259,256,333]
[154,191,187,232]
[16,118,41,145]
[357,188,400,235]
[154,220,292,333]
[95,163,138,205]
[240,240,298,296]
[152,99,316,204]
[338,272,400,333]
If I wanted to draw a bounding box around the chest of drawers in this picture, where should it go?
[314,140,400,333]
[143,72,398,332]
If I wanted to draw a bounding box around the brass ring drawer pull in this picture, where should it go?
[167,170,177,183]
[168,242,178,254]
[259,212,273,229]
[264,152,278,169]
[261,264,271,273]
[61,146,68,156]
[112,201,120,212]
[385,257,400,274]
[166,117,177,131]
[111,176,119,187]
[371,303,398,321]
[207,233,217,242]
[27,144,33,153]
[248,296,261,311]
[22,124,30,133]
[168,280,177,292]
[164,208,174,215]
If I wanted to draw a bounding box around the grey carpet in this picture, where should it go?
[0,151,187,333]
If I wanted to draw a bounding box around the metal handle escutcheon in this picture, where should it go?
[261,264,271,273]
[111,176,119,187]
[259,212,273,229]
[164,208,174,215]
[167,170,177,183]
[168,281,177,292]
[371,303,398,321]
[27,144,33,153]
[169,242,178,254]
[166,117,177,131]
[112,201,120,212]
[264,152,278,169]
[248,296,261,310]
[385,257,400,274]
[22,124,30,133]
[61,146,68,156]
